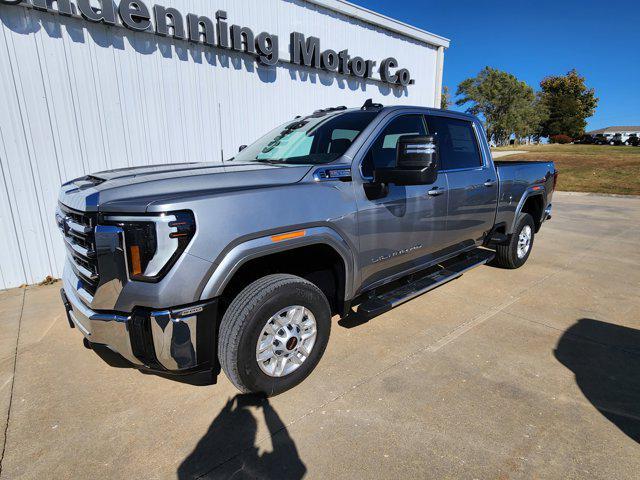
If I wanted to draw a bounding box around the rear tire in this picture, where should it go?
[492,213,535,269]
[219,274,331,396]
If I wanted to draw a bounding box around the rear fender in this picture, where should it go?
[510,188,545,234]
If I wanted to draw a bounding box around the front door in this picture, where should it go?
[425,114,498,250]
[355,114,449,291]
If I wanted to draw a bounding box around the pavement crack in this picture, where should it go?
[0,289,25,479]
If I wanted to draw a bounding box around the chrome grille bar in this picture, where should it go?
[64,236,95,260]
[58,203,99,294]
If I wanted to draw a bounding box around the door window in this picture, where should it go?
[361,115,427,178]
[425,116,482,171]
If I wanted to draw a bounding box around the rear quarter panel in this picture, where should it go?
[495,160,556,233]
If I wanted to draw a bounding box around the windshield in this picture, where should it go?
[233,111,379,165]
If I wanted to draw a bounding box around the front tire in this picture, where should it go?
[492,213,535,269]
[219,274,331,396]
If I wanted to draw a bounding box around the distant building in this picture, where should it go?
[587,126,640,136]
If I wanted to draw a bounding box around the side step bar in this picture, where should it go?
[357,248,495,317]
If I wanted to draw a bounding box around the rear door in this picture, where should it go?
[425,114,498,251]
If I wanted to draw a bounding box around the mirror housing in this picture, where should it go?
[374,135,439,186]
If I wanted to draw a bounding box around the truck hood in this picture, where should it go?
[59,162,313,213]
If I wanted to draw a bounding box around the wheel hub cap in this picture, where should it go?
[286,337,298,350]
[256,306,317,378]
[517,225,532,259]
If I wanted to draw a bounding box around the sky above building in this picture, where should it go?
[353,0,640,130]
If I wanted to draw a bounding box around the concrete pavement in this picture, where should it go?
[0,192,639,479]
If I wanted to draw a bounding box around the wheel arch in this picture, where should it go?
[511,190,545,234]
[199,227,356,315]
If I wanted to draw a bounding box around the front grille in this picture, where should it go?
[57,203,99,295]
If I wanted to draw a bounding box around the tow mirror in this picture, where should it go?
[374,135,439,186]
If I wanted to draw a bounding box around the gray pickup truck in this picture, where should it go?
[57,102,556,395]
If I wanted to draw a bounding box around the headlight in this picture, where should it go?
[104,211,196,282]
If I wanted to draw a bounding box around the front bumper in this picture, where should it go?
[61,270,218,373]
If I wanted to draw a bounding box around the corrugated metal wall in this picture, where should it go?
[0,0,440,290]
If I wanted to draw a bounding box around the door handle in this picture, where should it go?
[427,187,445,196]
[484,180,497,187]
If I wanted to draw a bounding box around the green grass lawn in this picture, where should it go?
[492,144,640,195]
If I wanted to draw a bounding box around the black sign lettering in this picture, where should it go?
[2,1,414,86]
[380,57,399,84]
[397,68,412,86]
[32,0,73,16]
[365,60,376,78]
[215,10,230,49]
[231,25,256,55]
[77,0,117,25]
[350,57,367,78]
[256,32,279,66]
[321,49,339,72]
[338,50,350,75]
[154,5,185,40]
[187,13,215,47]
[119,0,152,32]
[291,32,321,69]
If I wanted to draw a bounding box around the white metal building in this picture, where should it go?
[0,0,449,290]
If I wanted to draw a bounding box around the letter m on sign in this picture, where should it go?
[290,32,320,68]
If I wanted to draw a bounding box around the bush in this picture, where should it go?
[550,134,573,144]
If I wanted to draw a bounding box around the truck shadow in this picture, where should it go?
[554,318,640,443]
[177,393,307,480]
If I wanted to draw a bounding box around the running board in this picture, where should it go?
[357,249,495,317]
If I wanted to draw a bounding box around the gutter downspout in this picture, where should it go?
[434,46,445,108]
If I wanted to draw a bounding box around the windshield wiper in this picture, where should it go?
[252,159,288,165]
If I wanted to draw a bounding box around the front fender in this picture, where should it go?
[198,226,357,301]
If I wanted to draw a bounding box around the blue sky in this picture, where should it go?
[353,0,640,130]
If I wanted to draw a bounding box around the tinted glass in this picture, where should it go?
[361,115,427,177]
[234,111,378,165]
[425,116,482,170]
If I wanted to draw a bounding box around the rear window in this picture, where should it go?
[424,116,483,170]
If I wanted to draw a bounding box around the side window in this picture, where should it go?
[361,115,427,178]
[425,116,482,170]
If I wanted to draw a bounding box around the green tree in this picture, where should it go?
[538,69,598,139]
[440,86,450,110]
[456,67,541,146]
